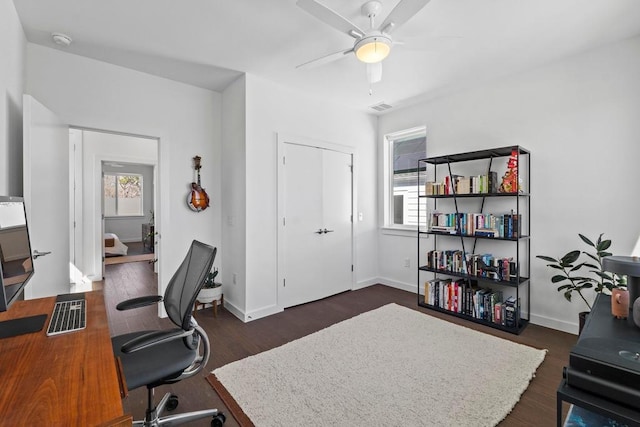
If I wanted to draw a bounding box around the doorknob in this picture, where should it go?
[323,229,334,234]
[33,250,51,259]
[315,229,324,234]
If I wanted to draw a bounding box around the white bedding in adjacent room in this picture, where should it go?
[104,232,128,256]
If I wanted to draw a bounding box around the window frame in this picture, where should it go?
[383,126,427,232]
[103,172,145,218]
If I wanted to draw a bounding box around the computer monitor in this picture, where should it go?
[0,196,35,311]
[0,196,44,338]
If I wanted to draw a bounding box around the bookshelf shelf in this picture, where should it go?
[417,145,530,334]
[418,231,530,241]
[418,301,529,334]
[417,266,529,287]
[419,192,530,199]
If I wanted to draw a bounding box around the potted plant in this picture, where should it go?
[197,269,222,304]
[536,233,615,331]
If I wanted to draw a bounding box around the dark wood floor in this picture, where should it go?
[102,261,577,426]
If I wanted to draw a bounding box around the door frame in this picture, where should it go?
[69,127,160,292]
[276,132,357,309]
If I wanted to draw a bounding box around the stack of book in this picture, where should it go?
[428,211,521,238]
[424,171,498,195]
[423,280,519,326]
[425,250,517,282]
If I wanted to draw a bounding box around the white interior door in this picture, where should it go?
[281,143,325,307]
[23,95,71,299]
[321,149,353,296]
[280,141,353,308]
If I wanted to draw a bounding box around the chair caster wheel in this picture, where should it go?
[166,395,179,411]
[211,412,226,426]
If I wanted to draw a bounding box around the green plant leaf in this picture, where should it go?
[569,263,586,272]
[583,262,598,269]
[551,275,568,283]
[561,250,581,264]
[536,255,558,263]
[597,240,612,251]
[557,284,572,291]
[564,291,572,302]
[579,234,595,247]
[547,264,564,270]
[599,251,613,258]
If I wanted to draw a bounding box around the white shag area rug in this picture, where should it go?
[212,303,546,427]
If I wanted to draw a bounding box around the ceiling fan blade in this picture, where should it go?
[296,47,354,70]
[379,0,431,34]
[297,0,365,38]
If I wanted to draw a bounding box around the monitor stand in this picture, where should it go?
[0,314,47,339]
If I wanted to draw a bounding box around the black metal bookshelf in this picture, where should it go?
[417,145,530,334]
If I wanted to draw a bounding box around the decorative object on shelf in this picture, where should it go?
[197,269,221,304]
[602,255,640,327]
[611,286,629,319]
[498,149,521,193]
[187,155,210,212]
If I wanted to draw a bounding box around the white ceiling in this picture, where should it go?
[13,0,640,113]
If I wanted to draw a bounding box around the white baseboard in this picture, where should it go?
[376,277,417,294]
[222,299,245,321]
[220,278,578,334]
[354,277,379,290]
[529,313,578,335]
[223,299,283,323]
[245,304,283,322]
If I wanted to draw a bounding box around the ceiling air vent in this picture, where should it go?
[370,102,393,112]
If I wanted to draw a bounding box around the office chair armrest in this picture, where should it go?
[116,295,163,311]
[121,328,193,354]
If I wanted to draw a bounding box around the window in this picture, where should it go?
[384,127,426,228]
[103,174,143,216]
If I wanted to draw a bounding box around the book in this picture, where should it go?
[504,296,517,328]
[424,281,430,305]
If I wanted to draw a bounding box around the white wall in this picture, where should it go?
[26,44,222,298]
[221,76,247,317]
[377,35,640,334]
[0,0,26,196]
[235,74,378,321]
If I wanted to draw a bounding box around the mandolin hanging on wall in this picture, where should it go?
[187,155,210,212]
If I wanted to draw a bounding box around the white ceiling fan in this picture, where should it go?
[296,0,432,84]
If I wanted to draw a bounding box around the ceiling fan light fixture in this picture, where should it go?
[355,34,391,64]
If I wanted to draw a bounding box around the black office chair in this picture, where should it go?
[112,240,226,427]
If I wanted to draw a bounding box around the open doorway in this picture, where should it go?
[69,128,158,287]
[102,160,156,266]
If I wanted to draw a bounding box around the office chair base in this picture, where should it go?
[133,391,225,426]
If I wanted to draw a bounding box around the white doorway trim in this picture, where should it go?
[69,126,164,315]
[276,132,358,310]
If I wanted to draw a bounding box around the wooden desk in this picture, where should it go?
[0,291,125,426]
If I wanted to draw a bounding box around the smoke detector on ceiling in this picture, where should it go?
[51,32,72,47]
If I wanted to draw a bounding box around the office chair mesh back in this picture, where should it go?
[164,240,216,330]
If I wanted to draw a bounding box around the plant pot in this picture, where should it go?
[611,288,629,319]
[197,286,222,304]
[578,311,589,335]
